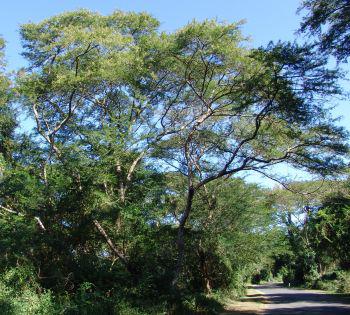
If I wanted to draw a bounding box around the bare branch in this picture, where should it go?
[0,205,46,231]
[126,151,146,185]
[93,219,130,269]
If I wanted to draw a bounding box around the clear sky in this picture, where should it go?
[1,0,348,185]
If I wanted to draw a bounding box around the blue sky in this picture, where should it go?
[1,0,348,185]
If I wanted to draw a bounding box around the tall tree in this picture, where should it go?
[18,10,164,273]
[149,21,348,285]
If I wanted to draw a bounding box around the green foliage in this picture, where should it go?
[309,192,350,269]
[0,38,15,162]
[337,271,350,293]
[0,285,57,315]
[299,0,350,62]
[0,267,58,315]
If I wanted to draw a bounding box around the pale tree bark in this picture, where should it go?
[93,219,135,274]
[114,151,146,230]
[0,205,46,231]
[93,220,126,262]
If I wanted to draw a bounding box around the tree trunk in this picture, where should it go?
[198,241,212,294]
[115,161,125,231]
[172,186,195,288]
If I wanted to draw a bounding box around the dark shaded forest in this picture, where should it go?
[0,0,349,313]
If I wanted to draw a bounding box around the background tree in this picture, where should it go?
[189,178,279,294]
[269,179,350,290]
[309,183,350,270]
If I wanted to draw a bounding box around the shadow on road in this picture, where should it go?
[263,292,350,305]
[257,284,350,315]
[221,311,257,315]
[222,284,350,314]
[263,305,350,315]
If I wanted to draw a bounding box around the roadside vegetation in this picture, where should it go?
[253,180,350,295]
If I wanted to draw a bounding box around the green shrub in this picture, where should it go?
[313,279,338,292]
[1,265,38,291]
[0,282,16,315]
[337,271,350,293]
[0,282,59,315]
